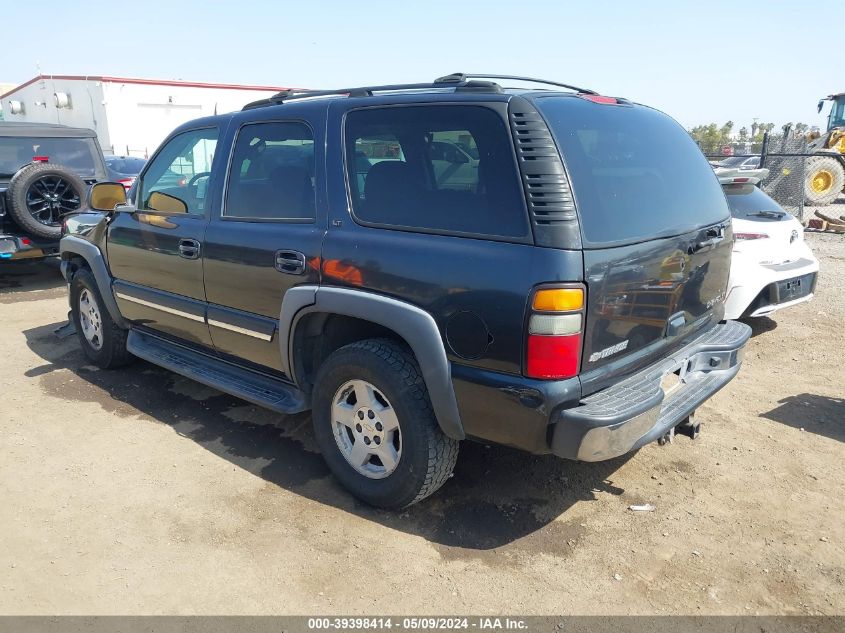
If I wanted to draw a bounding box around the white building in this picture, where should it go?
[0,75,292,157]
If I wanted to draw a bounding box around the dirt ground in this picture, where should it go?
[0,228,843,616]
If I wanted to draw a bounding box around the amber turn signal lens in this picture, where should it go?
[532,288,583,312]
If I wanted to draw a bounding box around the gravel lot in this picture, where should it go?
[1,227,843,615]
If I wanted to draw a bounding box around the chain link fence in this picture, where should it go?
[704,128,813,221]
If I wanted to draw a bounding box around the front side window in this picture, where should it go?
[345,105,529,239]
[139,128,218,215]
[224,121,315,221]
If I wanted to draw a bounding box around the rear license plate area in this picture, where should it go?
[776,273,814,302]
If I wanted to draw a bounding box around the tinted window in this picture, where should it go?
[723,183,790,219]
[105,157,146,175]
[345,105,528,239]
[537,97,729,246]
[224,121,315,221]
[0,136,99,177]
[139,128,218,215]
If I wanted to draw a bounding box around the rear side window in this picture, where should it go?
[345,105,529,239]
[536,97,729,247]
[224,121,315,221]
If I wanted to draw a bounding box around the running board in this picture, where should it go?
[126,329,308,414]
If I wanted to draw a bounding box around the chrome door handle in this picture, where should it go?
[178,238,201,259]
[275,250,306,275]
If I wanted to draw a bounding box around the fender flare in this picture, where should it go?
[59,235,129,329]
[280,285,465,441]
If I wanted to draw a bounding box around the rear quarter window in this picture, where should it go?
[344,105,530,240]
[536,97,729,247]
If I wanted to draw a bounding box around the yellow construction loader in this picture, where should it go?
[806,93,845,206]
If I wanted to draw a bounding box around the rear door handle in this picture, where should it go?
[692,225,726,253]
[178,238,201,259]
[275,250,306,275]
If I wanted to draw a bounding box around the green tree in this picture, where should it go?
[689,121,735,154]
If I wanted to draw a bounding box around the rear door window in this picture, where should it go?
[345,105,529,240]
[536,97,729,247]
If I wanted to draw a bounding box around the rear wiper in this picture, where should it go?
[747,210,785,219]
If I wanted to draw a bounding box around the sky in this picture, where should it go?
[0,0,840,130]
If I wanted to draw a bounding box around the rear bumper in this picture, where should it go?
[724,253,820,320]
[550,320,752,462]
[0,234,60,260]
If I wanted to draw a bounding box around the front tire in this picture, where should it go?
[312,339,459,509]
[70,268,134,369]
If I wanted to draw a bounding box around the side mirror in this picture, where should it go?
[818,100,825,113]
[88,182,128,211]
[148,191,188,214]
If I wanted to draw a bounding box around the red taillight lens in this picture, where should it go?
[527,333,581,379]
[735,232,769,241]
[118,177,134,190]
[526,285,585,380]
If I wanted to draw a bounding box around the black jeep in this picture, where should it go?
[1,122,107,260]
[60,74,751,508]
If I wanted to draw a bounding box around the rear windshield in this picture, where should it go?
[0,136,100,178]
[723,183,790,220]
[536,97,729,247]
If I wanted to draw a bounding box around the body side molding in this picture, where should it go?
[282,285,465,440]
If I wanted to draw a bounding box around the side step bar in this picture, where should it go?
[127,329,309,414]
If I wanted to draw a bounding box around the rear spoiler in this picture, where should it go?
[713,167,770,185]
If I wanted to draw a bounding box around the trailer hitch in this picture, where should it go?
[658,411,700,446]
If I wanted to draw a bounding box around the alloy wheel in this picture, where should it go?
[25,175,82,226]
[331,379,402,479]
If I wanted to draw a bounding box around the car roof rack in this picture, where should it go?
[242,73,596,110]
[434,73,598,96]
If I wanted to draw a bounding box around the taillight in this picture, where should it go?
[735,232,769,241]
[526,286,585,380]
[117,177,135,190]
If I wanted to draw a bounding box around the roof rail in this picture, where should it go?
[241,73,592,110]
[435,73,598,95]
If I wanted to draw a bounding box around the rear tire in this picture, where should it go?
[312,338,459,509]
[804,156,845,206]
[70,268,134,369]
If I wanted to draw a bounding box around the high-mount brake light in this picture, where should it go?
[526,286,585,380]
[578,94,618,105]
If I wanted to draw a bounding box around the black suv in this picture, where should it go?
[60,74,751,508]
[1,122,108,260]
